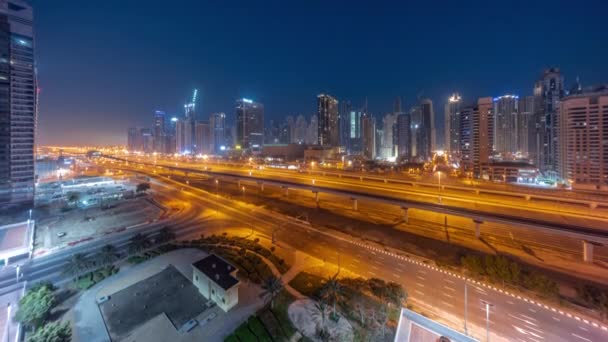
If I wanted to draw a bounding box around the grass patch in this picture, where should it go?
[288,272,325,298]
[223,335,240,342]
[74,265,119,290]
[234,322,257,342]
[248,316,273,342]
[127,255,147,264]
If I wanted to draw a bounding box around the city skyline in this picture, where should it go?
[34,0,608,146]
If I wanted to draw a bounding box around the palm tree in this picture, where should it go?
[155,227,175,244]
[63,253,90,278]
[96,244,120,266]
[128,233,150,255]
[321,275,344,319]
[311,299,329,338]
[259,276,283,309]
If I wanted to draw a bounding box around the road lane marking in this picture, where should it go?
[415,290,424,296]
[578,326,588,332]
[416,283,425,288]
[392,273,400,278]
[528,308,537,313]
[571,333,592,341]
[520,314,536,322]
[443,286,455,292]
[418,269,427,274]
[417,276,425,281]
[443,293,453,299]
[441,301,454,308]
[506,300,514,305]
[444,278,454,284]
[353,258,361,263]
[552,317,560,322]
[367,271,376,276]
[371,265,379,270]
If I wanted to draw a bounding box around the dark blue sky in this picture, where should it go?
[35,0,608,146]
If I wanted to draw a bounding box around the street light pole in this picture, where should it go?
[5,303,10,342]
[481,300,493,342]
[464,280,468,335]
[437,171,442,203]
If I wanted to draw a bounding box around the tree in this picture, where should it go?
[321,275,344,319]
[461,255,485,276]
[155,227,175,244]
[63,253,90,279]
[385,281,407,307]
[259,276,283,309]
[15,285,56,330]
[136,182,150,193]
[95,244,120,267]
[367,278,387,299]
[128,233,151,255]
[27,321,71,342]
[311,299,330,339]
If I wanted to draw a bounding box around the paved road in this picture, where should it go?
[142,172,608,342]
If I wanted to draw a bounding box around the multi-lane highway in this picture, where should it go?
[138,169,608,342]
[103,156,608,281]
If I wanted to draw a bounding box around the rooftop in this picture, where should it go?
[192,254,239,290]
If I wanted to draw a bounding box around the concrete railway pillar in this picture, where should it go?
[260,182,264,192]
[401,207,409,224]
[583,241,594,263]
[237,180,241,188]
[283,186,289,197]
[352,198,358,211]
[473,220,483,238]
[313,191,319,203]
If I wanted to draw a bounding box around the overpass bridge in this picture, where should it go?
[105,155,608,263]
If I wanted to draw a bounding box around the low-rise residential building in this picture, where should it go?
[191,254,240,312]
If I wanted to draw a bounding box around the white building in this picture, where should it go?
[191,254,240,312]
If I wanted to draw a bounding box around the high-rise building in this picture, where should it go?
[306,114,318,145]
[293,115,308,144]
[195,121,211,154]
[493,95,519,157]
[445,94,462,160]
[127,127,142,152]
[0,1,36,206]
[347,110,363,154]
[459,105,474,172]
[558,87,608,187]
[317,94,339,147]
[153,110,166,153]
[473,97,494,177]
[534,68,565,177]
[393,96,402,113]
[141,128,153,153]
[518,96,536,160]
[176,118,195,154]
[339,100,352,149]
[362,114,376,159]
[418,99,434,160]
[236,98,264,150]
[395,113,411,161]
[381,113,397,159]
[210,113,226,153]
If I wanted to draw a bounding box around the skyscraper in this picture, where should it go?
[195,121,211,154]
[317,94,339,147]
[362,114,376,159]
[459,105,474,172]
[445,94,462,160]
[396,113,411,161]
[493,95,519,157]
[127,127,141,152]
[293,115,308,144]
[558,87,608,187]
[210,112,226,153]
[473,97,494,177]
[236,98,264,150]
[347,110,363,154]
[0,1,36,206]
[339,100,352,149]
[534,68,565,177]
[381,113,397,159]
[417,98,434,160]
[518,96,535,160]
[307,114,318,145]
[153,110,166,153]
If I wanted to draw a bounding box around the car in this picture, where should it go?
[56,232,66,238]
[96,296,110,304]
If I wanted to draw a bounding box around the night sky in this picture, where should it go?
[34,0,608,146]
